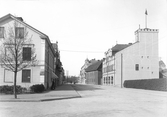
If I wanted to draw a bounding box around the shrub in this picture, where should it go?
[124,78,167,91]
[0,85,24,94]
[30,84,45,93]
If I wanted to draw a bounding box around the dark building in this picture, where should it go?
[85,60,102,85]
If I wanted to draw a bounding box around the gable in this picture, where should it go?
[85,61,102,72]
[0,14,47,38]
[0,14,56,57]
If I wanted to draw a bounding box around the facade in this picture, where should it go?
[80,58,97,84]
[85,60,102,85]
[0,14,59,89]
[103,48,115,85]
[52,42,64,86]
[103,28,159,87]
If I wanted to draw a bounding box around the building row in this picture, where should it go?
[80,27,159,87]
[0,14,64,89]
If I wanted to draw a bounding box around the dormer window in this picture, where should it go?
[0,27,4,38]
[15,27,24,39]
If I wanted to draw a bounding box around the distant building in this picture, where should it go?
[103,28,159,87]
[85,60,102,85]
[80,58,97,84]
[52,42,65,86]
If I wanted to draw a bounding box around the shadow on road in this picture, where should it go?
[71,84,103,91]
[44,84,103,92]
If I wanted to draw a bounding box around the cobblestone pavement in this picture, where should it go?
[0,84,167,117]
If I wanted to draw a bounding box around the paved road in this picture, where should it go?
[0,84,167,117]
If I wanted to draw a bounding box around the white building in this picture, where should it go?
[103,28,159,87]
[0,14,58,89]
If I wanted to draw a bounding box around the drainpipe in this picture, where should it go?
[121,53,123,88]
[47,47,49,89]
[114,55,115,86]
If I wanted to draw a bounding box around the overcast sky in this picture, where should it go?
[0,0,166,76]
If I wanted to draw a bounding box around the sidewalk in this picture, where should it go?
[0,84,81,102]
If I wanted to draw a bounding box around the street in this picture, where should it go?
[0,84,167,117]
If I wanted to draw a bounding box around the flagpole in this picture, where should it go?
[145,12,147,28]
[145,9,147,28]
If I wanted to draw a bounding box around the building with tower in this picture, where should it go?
[102,27,159,87]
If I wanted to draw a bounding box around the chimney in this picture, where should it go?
[16,17,23,22]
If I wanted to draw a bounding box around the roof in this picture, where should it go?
[111,44,131,52]
[85,60,102,72]
[0,14,48,38]
[0,14,56,56]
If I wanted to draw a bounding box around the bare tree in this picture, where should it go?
[0,21,37,98]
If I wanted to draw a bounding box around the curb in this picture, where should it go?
[0,96,81,102]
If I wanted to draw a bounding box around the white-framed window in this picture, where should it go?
[15,27,24,39]
[4,45,14,62]
[22,69,31,83]
[23,47,31,61]
[111,76,113,84]
[135,64,139,71]
[4,69,13,83]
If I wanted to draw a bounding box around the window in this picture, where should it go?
[22,69,31,82]
[0,27,4,38]
[135,64,139,71]
[23,47,31,61]
[4,69,13,83]
[15,27,24,38]
[111,65,114,71]
[111,76,113,84]
[5,46,14,61]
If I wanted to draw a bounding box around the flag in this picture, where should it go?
[145,9,148,15]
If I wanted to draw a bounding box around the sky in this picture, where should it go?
[0,0,166,76]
